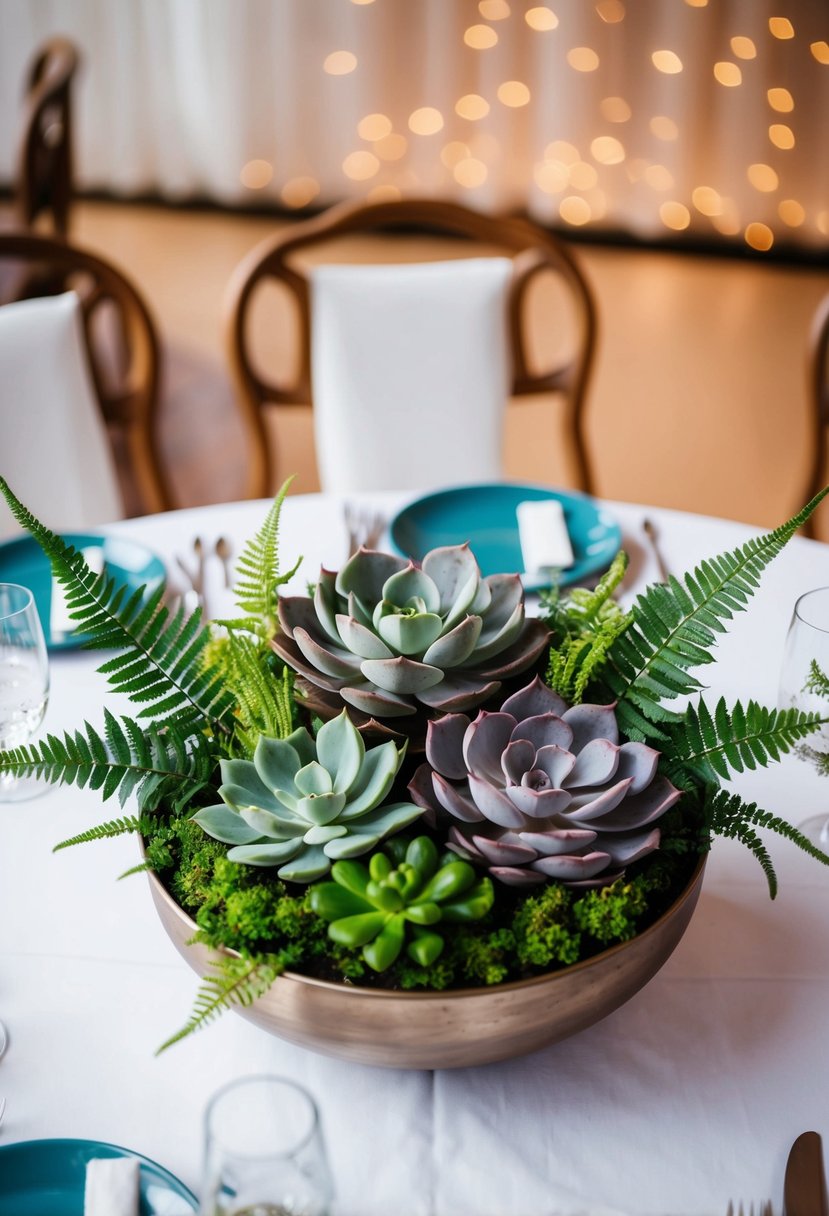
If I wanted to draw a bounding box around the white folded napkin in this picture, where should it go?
[50,545,104,641]
[84,1157,139,1216]
[516,498,575,574]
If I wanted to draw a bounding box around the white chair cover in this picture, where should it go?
[0,291,124,539]
[310,257,513,493]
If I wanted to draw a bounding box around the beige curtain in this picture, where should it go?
[1,0,827,252]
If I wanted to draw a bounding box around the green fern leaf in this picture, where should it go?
[53,814,144,851]
[0,717,216,813]
[156,953,283,1053]
[0,478,236,737]
[705,786,829,898]
[223,477,302,640]
[667,697,827,784]
[605,488,829,723]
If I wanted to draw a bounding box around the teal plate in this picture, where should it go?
[0,1138,197,1214]
[0,533,165,651]
[389,483,622,590]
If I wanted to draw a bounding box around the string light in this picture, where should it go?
[652,50,683,74]
[769,124,795,150]
[730,36,756,59]
[323,51,357,75]
[568,47,600,71]
[456,94,490,120]
[769,17,795,39]
[600,96,631,122]
[525,7,558,30]
[464,25,498,49]
[342,151,380,180]
[240,160,272,189]
[745,222,774,250]
[713,62,742,86]
[408,107,444,135]
[497,81,531,106]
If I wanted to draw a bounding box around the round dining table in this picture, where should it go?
[2,490,829,1216]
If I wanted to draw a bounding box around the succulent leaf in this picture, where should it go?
[193,710,422,881]
[411,678,681,888]
[309,835,493,971]
[273,543,550,721]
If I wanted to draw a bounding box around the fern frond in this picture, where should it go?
[53,813,144,852]
[606,488,829,736]
[226,477,302,640]
[117,861,154,880]
[156,953,283,1053]
[804,660,829,699]
[1,711,217,814]
[665,697,828,782]
[704,787,829,898]
[0,478,236,737]
[547,608,632,704]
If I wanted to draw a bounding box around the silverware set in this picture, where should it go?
[343,503,385,557]
[173,535,233,617]
[727,1129,827,1216]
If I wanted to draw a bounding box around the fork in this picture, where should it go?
[343,503,386,557]
[727,1200,774,1216]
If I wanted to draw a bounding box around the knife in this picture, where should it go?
[784,1131,828,1216]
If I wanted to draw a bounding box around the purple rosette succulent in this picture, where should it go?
[272,544,550,722]
[409,676,682,887]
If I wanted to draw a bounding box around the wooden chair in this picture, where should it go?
[225,198,597,498]
[0,232,171,517]
[16,37,79,238]
[804,294,829,538]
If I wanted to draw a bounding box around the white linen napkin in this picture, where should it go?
[310,257,513,493]
[516,498,575,574]
[84,1157,139,1216]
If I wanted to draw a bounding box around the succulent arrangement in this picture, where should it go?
[2,474,829,1052]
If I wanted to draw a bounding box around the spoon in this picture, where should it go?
[215,537,233,589]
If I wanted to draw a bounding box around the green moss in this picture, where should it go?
[511,882,581,969]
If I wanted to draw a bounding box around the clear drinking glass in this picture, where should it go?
[778,585,829,845]
[200,1075,333,1216]
[0,583,49,802]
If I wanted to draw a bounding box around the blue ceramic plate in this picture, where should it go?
[0,533,166,651]
[0,1138,197,1214]
[389,483,622,590]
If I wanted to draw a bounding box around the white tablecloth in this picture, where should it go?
[2,492,829,1216]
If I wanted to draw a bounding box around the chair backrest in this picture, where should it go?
[16,37,79,238]
[0,233,170,523]
[225,198,597,496]
[804,294,829,538]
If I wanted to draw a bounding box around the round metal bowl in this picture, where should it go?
[148,857,705,1070]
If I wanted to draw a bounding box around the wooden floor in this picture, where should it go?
[66,200,829,535]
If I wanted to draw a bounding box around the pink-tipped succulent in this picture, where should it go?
[409,676,682,887]
[273,545,550,721]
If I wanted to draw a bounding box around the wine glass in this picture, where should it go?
[778,585,829,845]
[0,582,49,802]
[200,1075,334,1216]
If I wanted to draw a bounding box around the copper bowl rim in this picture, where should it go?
[148,851,707,1002]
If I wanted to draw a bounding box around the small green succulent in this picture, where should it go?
[309,835,494,971]
[191,711,423,882]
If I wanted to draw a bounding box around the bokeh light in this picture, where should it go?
[768,87,794,111]
[596,0,625,22]
[569,161,599,189]
[240,160,273,189]
[479,0,510,17]
[453,157,488,188]
[778,199,805,226]
[497,81,531,107]
[324,51,357,75]
[374,134,407,161]
[560,196,592,225]
[747,163,779,192]
[652,50,683,74]
[525,7,559,30]
[591,135,625,164]
[358,113,392,141]
[769,17,794,39]
[455,94,490,120]
[745,222,774,250]
[464,24,498,48]
[342,151,380,180]
[730,36,756,59]
[692,185,722,216]
[408,107,444,135]
[713,62,742,86]
[812,42,829,64]
[650,116,678,140]
[645,164,674,190]
[660,201,691,229]
[281,176,320,207]
[568,47,600,71]
[769,124,795,149]
[600,96,631,122]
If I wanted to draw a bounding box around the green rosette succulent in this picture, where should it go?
[309,835,494,970]
[191,711,423,882]
[272,544,550,720]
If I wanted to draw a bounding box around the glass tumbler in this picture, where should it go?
[0,582,49,802]
[778,585,829,845]
[200,1075,333,1216]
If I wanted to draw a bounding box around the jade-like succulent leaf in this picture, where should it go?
[315,711,365,793]
[425,713,470,780]
[382,566,441,614]
[421,614,482,669]
[239,805,307,839]
[191,804,263,845]
[309,882,369,921]
[253,735,305,799]
[294,760,333,797]
[304,823,348,845]
[375,610,443,657]
[277,844,331,883]
[419,861,476,903]
[407,929,444,967]
[340,739,402,819]
[327,911,387,947]
[295,791,347,826]
[403,901,442,925]
[335,550,408,604]
[363,915,406,971]
[293,627,363,679]
[227,839,304,866]
[335,613,394,660]
[219,759,283,811]
[422,544,479,618]
[361,655,444,695]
